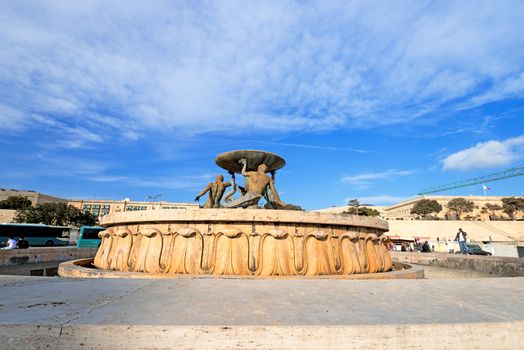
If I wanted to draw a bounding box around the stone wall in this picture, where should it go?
[384,195,523,221]
[391,251,524,277]
[0,189,66,205]
[0,246,97,267]
[95,209,392,277]
[0,209,16,223]
[387,220,524,242]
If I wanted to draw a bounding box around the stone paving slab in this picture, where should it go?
[3,322,524,350]
[1,275,523,326]
[1,275,523,349]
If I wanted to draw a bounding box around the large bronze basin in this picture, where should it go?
[215,150,285,173]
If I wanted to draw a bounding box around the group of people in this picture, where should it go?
[387,228,469,254]
[1,236,29,250]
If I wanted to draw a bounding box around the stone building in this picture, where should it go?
[0,189,198,223]
[315,196,524,243]
[0,189,67,206]
[68,199,198,219]
[316,196,523,221]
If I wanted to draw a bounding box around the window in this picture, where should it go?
[101,205,110,216]
[126,205,145,211]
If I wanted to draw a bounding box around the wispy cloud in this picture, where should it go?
[87,173,214,191]
[442,135,524,171]
[1,0,523,142]
[0,153,109,181]
[341,169,416,189]
[21,114,104,149]
[460,73,524,110]
[344,195,411,206]
[257,141,373,154]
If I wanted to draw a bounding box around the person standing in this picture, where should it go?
[455,228,468,254]
[2,236,17,250]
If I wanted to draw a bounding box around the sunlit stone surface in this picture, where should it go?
[94,209,393,276]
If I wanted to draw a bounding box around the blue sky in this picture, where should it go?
[1,0,524,210]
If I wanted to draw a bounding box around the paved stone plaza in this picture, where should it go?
[1,274,523,349]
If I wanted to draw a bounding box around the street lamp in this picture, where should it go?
[145,193,162,201]
[145,193,162,210]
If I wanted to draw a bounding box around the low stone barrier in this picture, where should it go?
[391,251,524,277]
[59,258,424,279]
[0,247,97,267]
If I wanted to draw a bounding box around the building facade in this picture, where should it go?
[0,189,67,206]
[0,189,199,223]
[68,199,199,219]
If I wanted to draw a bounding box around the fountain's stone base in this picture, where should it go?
[59,258,422,279]
[94,209,393,277]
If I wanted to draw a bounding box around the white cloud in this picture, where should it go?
[1,0,524,140]
[442,135,524,171]
[87,173,213,190]
[344,195,410,206]
[341,169,416,188]
[30,114,104,149]
[462,73,524,109]
[0,153,109,180]
[257,141,372,153]
[0,104,27,130]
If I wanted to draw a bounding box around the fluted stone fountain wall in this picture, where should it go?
[94,209,392,277]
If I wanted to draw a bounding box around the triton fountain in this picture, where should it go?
[62,150,399,278]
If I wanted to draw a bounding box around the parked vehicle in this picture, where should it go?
[0,223,70,247]
[467,244,492,256]
[77,226,104,248]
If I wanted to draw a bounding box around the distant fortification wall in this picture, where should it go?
[0,209,16,223]
[387,220,524,242]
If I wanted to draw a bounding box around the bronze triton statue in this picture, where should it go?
[194,174,232,208]
[224,159,284,208]
[196,150,286,209]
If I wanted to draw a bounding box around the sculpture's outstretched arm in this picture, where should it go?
[195,183,211,201]
[227,171,235,188]
[237,158,252,192]
[223,172,237,203]
[239,158,248,176]
[262,184,271,203]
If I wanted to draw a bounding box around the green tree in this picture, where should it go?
[344,206,380,217]
[501,197,524,220]
[446,198,474,219]
[482,203,503,218]
[0,196,32,210]
[410,199,442,218]
[15,202,98,226]
[347,199,360,215]
[282,203,304,211]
